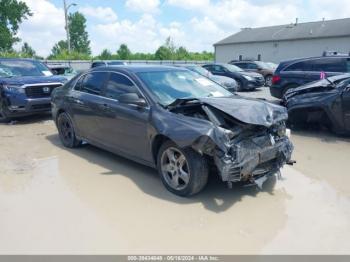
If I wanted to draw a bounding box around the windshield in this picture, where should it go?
[137,70,233,106]
[0,60,53,77]
[108,62,125,66]
[266,62,278,69]
[224,64,244,72]
[255,61,270,69]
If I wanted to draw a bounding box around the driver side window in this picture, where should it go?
[213,65,225,73]
[104,73,141,100]
[247,63,258,69]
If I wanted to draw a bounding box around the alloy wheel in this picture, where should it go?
[59,117,74,144]
[160,147,190,190]
[265,76,272,86]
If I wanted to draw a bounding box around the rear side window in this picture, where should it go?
[235,63,247,69]
[247,63,258,69]
[104,73,141,100]
[285,60,312,71]
[80,72,108,95]
[212,65,225,73]
[311,58,345,72]
[91,62,105,68]
[285,58,346,72]
[203,65,213,71]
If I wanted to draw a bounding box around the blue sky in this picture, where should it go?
[17,0,350,57]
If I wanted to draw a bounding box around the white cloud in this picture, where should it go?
[125,0,160,13]
[91,14,166,54]
[167,0,300,30]
[79,6,118,23]
[167,0,210,11]
[16,0,66,57]
[16,0,350,57]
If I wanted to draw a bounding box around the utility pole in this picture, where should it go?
[63,0,76,53]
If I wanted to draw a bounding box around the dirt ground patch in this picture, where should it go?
[0,114,350,254]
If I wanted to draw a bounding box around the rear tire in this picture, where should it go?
[265,75,273,87]
[157,141,209,197]
[57,112,82,148]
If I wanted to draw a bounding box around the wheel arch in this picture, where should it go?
[288,106,333,128]
[151,134,171,165]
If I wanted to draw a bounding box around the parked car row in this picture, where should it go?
[230,60,275,86]
[203,63,265,91]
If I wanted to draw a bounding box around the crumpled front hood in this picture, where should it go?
[284,74,350,100]
[199,96,288,127]
[284,80,329,99]
[0,75,67,86]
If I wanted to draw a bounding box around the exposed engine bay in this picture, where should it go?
[168,98,294,186]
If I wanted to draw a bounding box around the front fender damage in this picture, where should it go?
[157,98,294,187]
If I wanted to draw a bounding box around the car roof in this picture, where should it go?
[0,58,38,62]
[232,60,258,63]
[203,63,229,66]
[90,65,188,73]
[281,55,350,65]
[173,64,199,67]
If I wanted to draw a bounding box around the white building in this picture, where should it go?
[214,18,350,63]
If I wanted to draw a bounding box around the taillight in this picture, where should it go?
[272,75,281,85]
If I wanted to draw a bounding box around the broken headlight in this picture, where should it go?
[272,122,289,138]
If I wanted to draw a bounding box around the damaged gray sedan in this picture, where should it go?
[52,66,294,196]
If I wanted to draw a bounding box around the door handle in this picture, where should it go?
[100,103,111,111]
[69,97,84,105]
[75,99,84,105]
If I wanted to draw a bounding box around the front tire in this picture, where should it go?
[0,102,11,123]
[57,112,82,148]
[157,141,209,197]
[236,80,243,91]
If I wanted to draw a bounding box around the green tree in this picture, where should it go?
[164,37,176,55]
[0,0,32,51]
[21,42,36,57]
[117,44,131,60]
[175,46,189,60]
[49,40,68,58]
[154,46,172,60]
[68,12,91,54]
[98,49,113,60]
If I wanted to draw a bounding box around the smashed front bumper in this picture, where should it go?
[214,135,293,184]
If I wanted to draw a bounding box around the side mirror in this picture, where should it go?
[118,93,147,107]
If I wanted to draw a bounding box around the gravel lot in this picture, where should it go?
[1,88,350,254]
